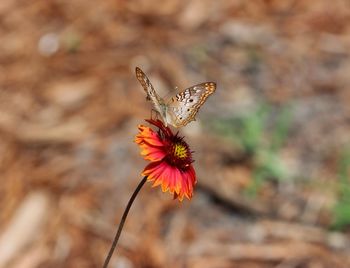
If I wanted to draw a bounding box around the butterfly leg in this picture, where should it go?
[150,108,168,126]
[150,108,160,121]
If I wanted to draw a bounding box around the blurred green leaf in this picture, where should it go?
[211,102,292,195]
[332,149,350,230]
[270,104,292,152]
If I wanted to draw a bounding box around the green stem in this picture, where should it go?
[103,176,147,268]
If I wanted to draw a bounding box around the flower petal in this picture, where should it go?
[139,143,166,161]
[135,125,167,161]
[135,125,164,146]
[142,160,196,201]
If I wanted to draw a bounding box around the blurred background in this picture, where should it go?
[1,1,350,267]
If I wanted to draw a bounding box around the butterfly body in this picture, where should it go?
[136,67,216,128]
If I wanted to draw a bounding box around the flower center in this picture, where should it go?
[173,143,188,159]
[162,135,193,170]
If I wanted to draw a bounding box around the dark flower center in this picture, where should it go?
[146,119,194,170]
[165,138,193,170]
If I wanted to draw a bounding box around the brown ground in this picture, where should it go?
[1,1,350,267]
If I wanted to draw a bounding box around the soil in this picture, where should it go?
[0,1,350,267]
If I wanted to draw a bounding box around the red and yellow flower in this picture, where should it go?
[135,119,196,201]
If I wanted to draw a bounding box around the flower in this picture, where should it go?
[134,119,196,201]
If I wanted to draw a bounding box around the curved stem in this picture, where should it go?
[103,176,148,268]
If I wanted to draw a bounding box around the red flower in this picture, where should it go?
[135,119,196,201]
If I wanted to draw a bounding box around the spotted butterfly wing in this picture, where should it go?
[165,82,216,127]
[135,67,168,123]
[135,67,216,128]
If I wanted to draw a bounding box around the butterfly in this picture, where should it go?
[135,67,216,128]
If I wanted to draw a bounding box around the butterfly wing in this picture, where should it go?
[166,82,216,127]
[135,67,167,121]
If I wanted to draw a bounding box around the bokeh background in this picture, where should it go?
[1,1,350,267]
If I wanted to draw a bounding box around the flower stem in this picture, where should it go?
[103,176,148,268]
